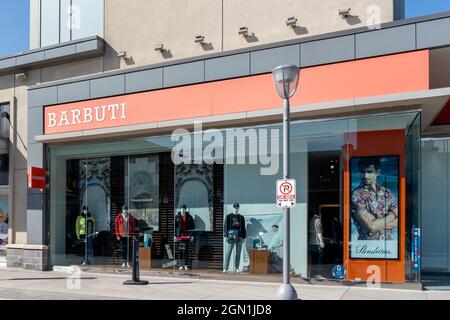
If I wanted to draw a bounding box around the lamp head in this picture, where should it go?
[272,64,300,99]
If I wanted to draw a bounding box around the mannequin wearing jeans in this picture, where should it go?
[223,203,246,273]
[115,205,136,268]
[174,205,195,270]
[75,206,95,266]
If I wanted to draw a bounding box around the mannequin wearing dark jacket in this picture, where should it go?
[174,205,195,270]
[223,203,246,273]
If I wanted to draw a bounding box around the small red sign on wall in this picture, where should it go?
[28,167,46,189]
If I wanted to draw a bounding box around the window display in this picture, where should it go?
[174,204,195,270]
[175,163,214,232]
[125,155,159,232]
[115,205,137,268]
[47,111,418,282]
[243,213,284,274]
[80,158,111,232]
[350,156,399,259]
[75,206,96,265]
[223,203,246,273]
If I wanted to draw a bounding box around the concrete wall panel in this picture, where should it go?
[90,75,125,99]
[251,45,300,75]
[356,24,416,58]
[125,68,163,93]
[58,81,90,104]
[205,53,250,81]
[301,35,355,67]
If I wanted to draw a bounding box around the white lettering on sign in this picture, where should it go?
[84,108,93,123]
[276,179,296,208]
[48,112,57,128]
[58,111,69,127]
[71,109,81,125]
[47,102,128,129]
[120,103,126,119]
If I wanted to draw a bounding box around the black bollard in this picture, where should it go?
[123,237,149,285]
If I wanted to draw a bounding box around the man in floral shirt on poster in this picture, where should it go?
[351,157,398,240]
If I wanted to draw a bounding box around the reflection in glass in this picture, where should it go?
[71,0,104,39]
[41,0,60,47]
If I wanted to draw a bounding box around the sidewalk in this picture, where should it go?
[0,268,449,300]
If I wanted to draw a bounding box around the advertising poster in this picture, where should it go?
[350,156,399,259]
[242,213,284,271]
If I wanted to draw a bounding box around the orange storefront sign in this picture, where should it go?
[44,50,430,135]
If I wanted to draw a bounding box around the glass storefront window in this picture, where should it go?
[422,136,450,288]
[48,111,421,283]
[41,0,60,47]
[223,112,420,282]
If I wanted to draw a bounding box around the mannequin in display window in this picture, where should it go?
[75,206,96,266]
[309,212,325,280]
[174,205,195,270]
[223,203,246,273]
[115,205,137,268]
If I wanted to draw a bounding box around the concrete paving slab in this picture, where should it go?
[426,291,450,300]
[341,287,427,300]
[0,269,448,300]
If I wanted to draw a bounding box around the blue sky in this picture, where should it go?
[1,0,450,57]
[406,0,450,18]
[0,0,29,57]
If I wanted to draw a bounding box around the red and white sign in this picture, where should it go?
[276,179,296,208]
[28,167,46,189]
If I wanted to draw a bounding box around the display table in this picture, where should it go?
[249,250,271,274]
[139,247,151,270]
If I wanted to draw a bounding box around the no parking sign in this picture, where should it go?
[276,179,296,208]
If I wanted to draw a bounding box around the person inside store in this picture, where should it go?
[115,205,137,268]
[75,206,96,266]
[268,224,283,273]
[223,203,246,273]
[351,157,398,240]
[309,210,325,280]
[174,204,195,270]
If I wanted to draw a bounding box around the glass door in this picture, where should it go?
[124,154,159,270]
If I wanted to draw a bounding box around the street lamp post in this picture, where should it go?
[272,64,300,300]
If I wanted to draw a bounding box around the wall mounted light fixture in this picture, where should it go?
[117,51,128,59]
[195,35,206,45]
[154,44,165,52]
[285,17,298,28]
[238,27,249,37]
[339,8,351,19]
